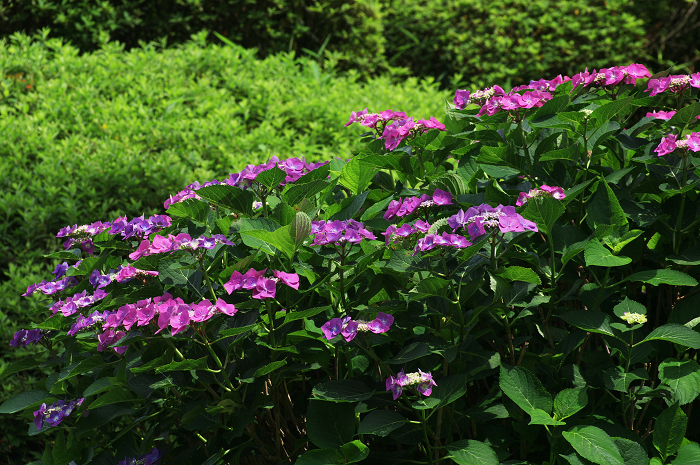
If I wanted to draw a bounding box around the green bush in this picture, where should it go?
[0,33,446,462]
[1,0,698,86]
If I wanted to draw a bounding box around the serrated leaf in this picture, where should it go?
[530,408,566,426]
[603,366,649,392]
[668,101,700,127]
[155,357,208,373]
[540,144,580,162]
[554,386,588,421]
[196,184,255,215]
[240,227,296,260]
[589,96,633,126]
[654,402,687,461]
[614,438,650,465]
[613,297,646,318]
[255,166,287,189]
[290,211,312,248]
[521,195,565,235]
[636,324,700,349]
[89,387,133,409]
[358,410,407,436]
[562,425,624,465]
[387,342,430,364]
[672,443,700,465]
[658,359,700,405]
[560,310,616,337]
[253,360,287,378]
[312,380,373,402]
[166,198,210,223]
[586,180,628,233]
[445,439,499,465]
[625,269,698,286]
[282,179,333,205]
[306,400,355,449]
[0,390,52,414]
[339,159,374,195]
[584,240,631,267]
[495,266,541,284]
[499,364,552,415]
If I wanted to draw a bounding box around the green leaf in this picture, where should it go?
[306,400,355,449]
[360,194,394,221]
[196,184,255,215]
[654,402,688,461]
[495,266,541,284]
[358,410,407,436]
[89,387,134,409]
[253,360,287,378]
[529,408,566,426]
[431,173,468,196]
[339,158,375,195]
[294,449,339,465]
[57,355,105,382]
[540,144,580,162]
[290,211,312,248]
[521,195,565,235]
[559,310,616,338]
[411,277,449,298]
[499,364,553,415]
[589,96,633,126]
[429,374,468,409]
[672,443,700,465]
[0,390,52,414]
[339,440,369,463]
[584,240,631,267]
[282,178,333,205]
[240,226,296,260]
[255,166,287,189]
[658,359,700,405]
[159,257,203,296]
[165,198,210,223]
[156,357,208,373]
[613,297,646,318]
[668,101,700,128]
[445,439,499,465]
[387,342,430,364]
[603,366,649,392]
[562,426,624,465]
[554,386,588,421]
[586,179,628,233]
[614,438,649,465]
[636,324,700,349]
[625,270,698,287]
[312,380,373,402]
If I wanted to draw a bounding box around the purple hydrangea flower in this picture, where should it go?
[117,448,163,465]
[34,398,84,430]
[10,329,46,348]
[448,204,538,240]
[386,369,436,400]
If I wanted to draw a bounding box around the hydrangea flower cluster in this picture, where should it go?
[571,64,651,90]
[386,369,437,400]
[88,266,159,289]
[109,214,172,240]
[164,156,328,208]
[57,221,112,254]
[344,109,446,150]
[448,204,538,240]
[311,220,376,246]
[516,185,566,206]
[453,85,552,117]
[654,132,700,156]
[224,268,300,300]
[646,73,700,97]
[22,275,79,296]
[321,312,394,342]
[129,233,233,260]
[413,232,472,255]
[620,312,648,324]
[117,448,163,465]
[10,328,47,348]
[34,398,84,430]
[646,110,700,121]
[50,289,109,317]
[383,220,430,246]
[384,189,453,220]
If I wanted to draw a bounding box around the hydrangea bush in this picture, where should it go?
[3,63,700,465]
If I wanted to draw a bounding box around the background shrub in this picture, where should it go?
[0,0,698,86]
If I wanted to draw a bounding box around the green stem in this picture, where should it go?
[519,122,532,179]
[199,255,218,302]
[673,155,689,254]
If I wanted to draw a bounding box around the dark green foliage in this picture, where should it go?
[1,0,698,86]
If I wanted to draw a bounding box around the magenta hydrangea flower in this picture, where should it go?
[34,398,84,430]
[384,189,452,221]
[516,185,566,206]
[655,132,700,156]
[322,313,394,342]
[117,448,163,465]
[386,369,436,400]
[448,204,538,239]
[413,232,472,255]
[311,219,376,246]
[225,268,299,300]
[10,329,46,348]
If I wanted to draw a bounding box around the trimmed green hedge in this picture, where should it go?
[1,0,698,87]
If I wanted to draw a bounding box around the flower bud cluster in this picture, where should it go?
[322,312,394,342]
[386,369,437,400]
[34,398,84,430]
[384,189,453,220]
[413,232,472,255]
[224,268,300,300]
[311,220,376,246]
[646,73,700,97]
[516,185,566,206]
[655,132,700,157]
[117,448,163,465]
[620,312,647,324]
[50,289,109,317]
[383,220,430,246]
[448,204,538,240]
[129,233,233,260]
[10,328,47,348]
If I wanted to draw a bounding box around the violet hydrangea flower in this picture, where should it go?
[516,185,566,206]
[117,448,163,465]
[10,329,46,348]
[34,398,84,430]
[655,132,700,156]
[321,312,394,342]
[448,204,538,240]
[386,369,436,400]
